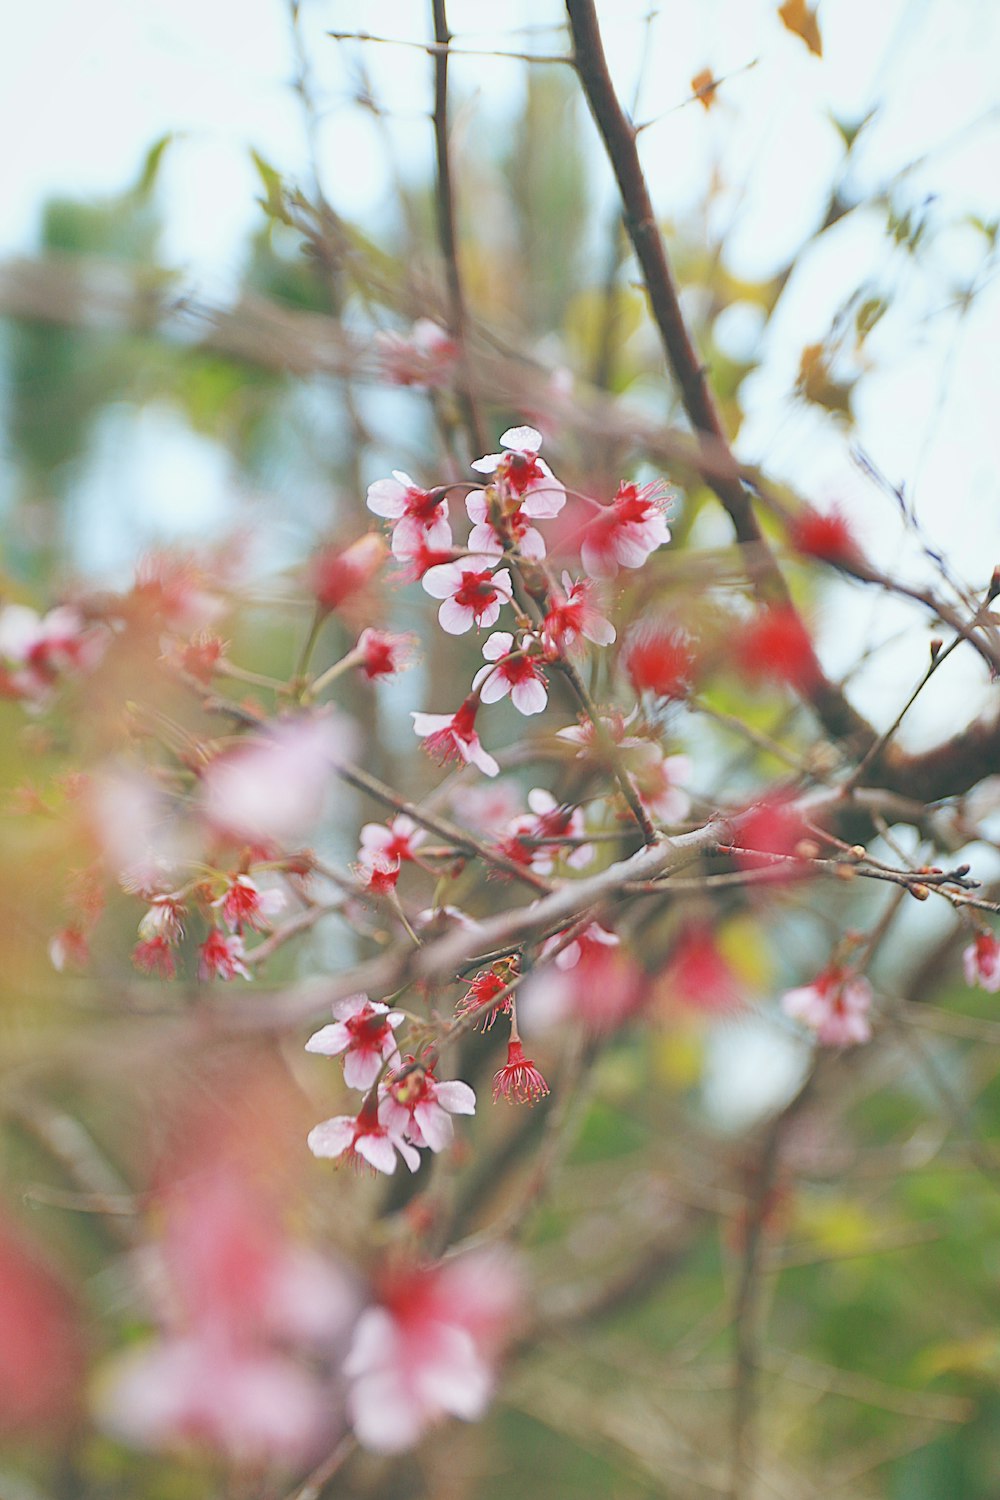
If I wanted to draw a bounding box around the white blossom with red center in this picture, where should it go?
[359,814,426,867]
[308,1095,420,1176]
[580,479,673,579]
[305,994,405,1092]
[198,929,251,982]
[541,572,616,655]
[781,968,873,1047]
[366,470,453,559]
[472,631,549,716]
[420,555,513,635]
[214,875,286,934]
[344,1252,520,1453]
[470,425,566,513]
[380,1061,476,1152]
[355,628,417,681]
[412,697,499,777]
[963,932,1000,993]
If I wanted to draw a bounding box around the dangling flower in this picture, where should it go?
[355,628,417,681]
[307,1095,420,1176]
[366,472,453,559]
[412,697,499,777]
[492,1038,550,1105]
[198,929,251,982]
[782,967,873,1047]
[472,632,549,716]
[963,932,1000,993]
[541,573,616,655]
[470,426,565,510]
[356,853,401,896]
[137,894,186,946]
[420,556,513,635]
[305,994,404,1092]
[456,967,515,1030]
[132,935,177,979]
[213,875,286,934]
[580,479,673,579]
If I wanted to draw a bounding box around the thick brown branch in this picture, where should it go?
[564,0,874,753]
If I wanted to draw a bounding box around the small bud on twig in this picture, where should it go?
[910,883,930,901]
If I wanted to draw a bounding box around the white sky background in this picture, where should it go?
[2,0,999,745]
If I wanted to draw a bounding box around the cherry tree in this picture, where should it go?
[2,2,1000,1498]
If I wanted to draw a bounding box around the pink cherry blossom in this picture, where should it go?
[580,479,673,579]
[307,1096,420,1175]
[375,318,458,388]
[200,713,351,848]
[447,781,524,835]
[627,745,692,824]
[465,481,561,560]
[366,471,453,559]
[470,425,566,512]
[380,1061,476,1152]
[663,926,743,1014]
[472,632,549,715]
[96,1170,357,1468]
[541,573,616,654]
[344,1252,520,1453]
[0,603,101,703]
[198,929,251,982]
[519,938,645,1035]
[214,875,286,933]
[412,697,499,777]
[305,994,404,1092]
[421,556,513,635]
[544,920,619,970]
[782,967,873,1047]
[359,814,425,865]
[963,932,1000,993]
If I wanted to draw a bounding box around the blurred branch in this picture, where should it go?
[430,0,486,457]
